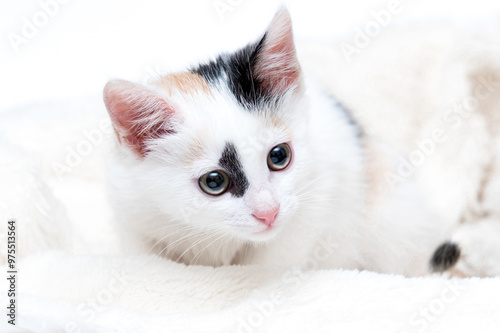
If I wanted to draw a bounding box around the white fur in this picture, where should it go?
[106,73,370,268]
[102,9,500,277]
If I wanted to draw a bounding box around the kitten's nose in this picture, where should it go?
[252,206,280,226]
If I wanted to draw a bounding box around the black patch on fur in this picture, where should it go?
[327,94,363,138]
[191,34,274,110]
[219,142,249,197]
[431,242,461,272]
[191,58,225,84]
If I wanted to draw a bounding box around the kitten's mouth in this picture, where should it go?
[252,218,282,238]
[232,217,281,241]
[254,225,273,234]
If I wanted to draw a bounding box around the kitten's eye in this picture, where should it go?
[267,143,292,171]
[198,170,230,196]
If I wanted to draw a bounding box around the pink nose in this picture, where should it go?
[252,206,280,226]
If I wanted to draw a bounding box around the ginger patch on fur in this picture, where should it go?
[157,73,212,97]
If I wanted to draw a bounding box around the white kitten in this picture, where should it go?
[103,8,499,276]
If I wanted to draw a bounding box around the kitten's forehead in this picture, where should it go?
[180,107,289,198]
[155,72,212,97]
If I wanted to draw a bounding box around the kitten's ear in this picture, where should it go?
[255,7,301,95]
[103,80,177,157]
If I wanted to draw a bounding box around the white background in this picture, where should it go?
[1,0,499,112]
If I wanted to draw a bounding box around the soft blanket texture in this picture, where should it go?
[2,21,500,332]
[6,252,500,333]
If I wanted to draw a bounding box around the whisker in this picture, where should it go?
[157,227,219,258]
[174,229,222,263]
[147,224,207,254]
[190,233,229,265]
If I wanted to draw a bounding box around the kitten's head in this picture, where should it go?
[104,8,309,242]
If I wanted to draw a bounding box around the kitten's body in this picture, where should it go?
[104,9,500,277]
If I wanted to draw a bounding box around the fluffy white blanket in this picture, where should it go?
[2,21,500,333]
[7,252,500,332]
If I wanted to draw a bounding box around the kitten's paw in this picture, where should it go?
[430,242,461,272]
[432,219,500,277]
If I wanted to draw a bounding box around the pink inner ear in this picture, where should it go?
[255,8,301,96]
[103,80,176,157]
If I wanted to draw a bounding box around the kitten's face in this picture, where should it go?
[104,8,308,242]
[147,83,307,242]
